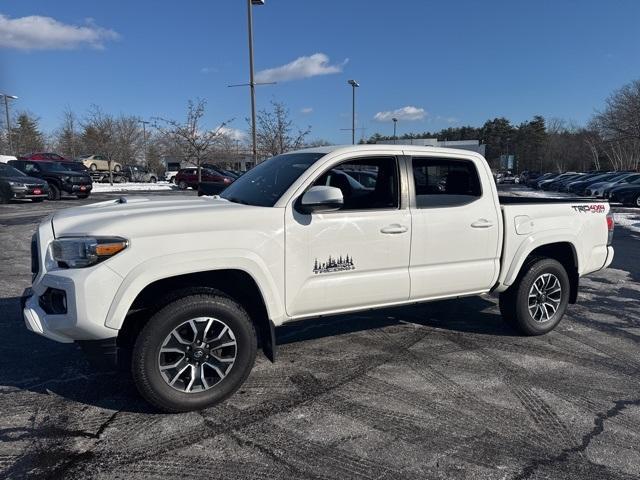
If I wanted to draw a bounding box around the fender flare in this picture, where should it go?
[500,230,580,289]
[104,249,285,331]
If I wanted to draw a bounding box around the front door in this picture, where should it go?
[407,154,501,299]
[285,155,411,318]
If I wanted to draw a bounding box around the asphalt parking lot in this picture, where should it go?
[1,188,640,479]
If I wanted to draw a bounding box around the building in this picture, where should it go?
[375,138,486,156]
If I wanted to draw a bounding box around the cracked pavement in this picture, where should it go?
[1,189,640,479]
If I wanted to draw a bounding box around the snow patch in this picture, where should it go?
[614,212,640,234]
[91,182,177,193]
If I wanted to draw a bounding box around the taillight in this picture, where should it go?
[606,213,614,245]
[223,177,232,184]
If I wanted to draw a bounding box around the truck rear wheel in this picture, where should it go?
[132,293,257,412]
[499,258,570,335]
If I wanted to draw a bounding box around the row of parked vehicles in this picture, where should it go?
[0,152,161,203]
[520,170,640,207]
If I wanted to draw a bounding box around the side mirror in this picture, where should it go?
[298,186,343,214]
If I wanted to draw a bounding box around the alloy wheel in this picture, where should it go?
[158,317,237,393]
[527,273,562,323]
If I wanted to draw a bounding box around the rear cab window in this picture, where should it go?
[411,157,482,208]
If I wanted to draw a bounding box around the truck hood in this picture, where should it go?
[51,196,263,238]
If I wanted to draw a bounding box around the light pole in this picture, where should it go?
[138,119,150,164]
[347,80,359,145]
[392,117,398,143]
[248,0,264,165]
[0,93,18,155]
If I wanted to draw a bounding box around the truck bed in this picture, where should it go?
[498,195,608,205]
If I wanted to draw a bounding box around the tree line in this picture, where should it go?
[366,79,640,172]
[1,78,639,174]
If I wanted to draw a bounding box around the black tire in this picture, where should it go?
[634,194,640,208]
[47,183,61,201]
[178,180,187,190]
[499,257,570,336]
[113,164,121,173]
[89,163,98,171]
[32,198,45,203]
[131,293,257,412]
[149,176,157,183]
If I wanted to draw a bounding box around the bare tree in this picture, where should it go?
[154,99,231,182]
[254,101,311,158]
[55,107,80,158]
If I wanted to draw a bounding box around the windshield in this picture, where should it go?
[39,161,71,172]
[0,163,26,177]
[64,162,87,172]
[220,152,326,207]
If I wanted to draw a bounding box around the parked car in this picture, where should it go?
[609,182,640,207]
[78,154,122,173]
[22,145,615,412]
[9,160,93,200]
[529,172,558,189]
[122,165,158,183]
[586,173,640,197]
[540,173,582,191]
[175,167,235,190]
[603,175,640,199]
[18,152,72,163]
[164,169,179,183]
[0,162,48,203]
[565,172,617,194]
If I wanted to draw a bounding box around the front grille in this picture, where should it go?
[31,234,39,279]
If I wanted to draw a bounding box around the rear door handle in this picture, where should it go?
[471,219,494,229]
[380,224,408,234]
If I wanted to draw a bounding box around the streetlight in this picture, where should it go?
[0,93,18,155]
[347,79,359,145]
[248,0,263,164]
[392,117,398,143]
[138,119,150,164]
[228,1,274,166]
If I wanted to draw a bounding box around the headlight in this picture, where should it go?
[51,236,128,268]
[61,175,71,182]
[8,181,26,188]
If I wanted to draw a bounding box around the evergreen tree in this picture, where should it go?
[12,112,44,155]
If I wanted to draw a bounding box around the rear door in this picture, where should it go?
[407,154,501,299]
[285,154,411,317]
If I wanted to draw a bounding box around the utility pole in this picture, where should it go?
[228,1,275,166]
[0,93,18,155]
[392,117,398,143]
[347,80,359,145]
[138,119,150,165]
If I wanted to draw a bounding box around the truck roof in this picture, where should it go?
[293,144,485,159]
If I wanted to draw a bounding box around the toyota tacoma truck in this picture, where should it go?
[22,145,615,412]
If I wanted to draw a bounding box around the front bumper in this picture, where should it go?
[23,221,121,344]
[66,184,93,194]
[11,185,48,199]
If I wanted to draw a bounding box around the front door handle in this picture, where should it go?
[380,224,408,234]
[471,218,494,229]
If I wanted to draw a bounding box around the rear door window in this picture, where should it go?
[411,157,482,208]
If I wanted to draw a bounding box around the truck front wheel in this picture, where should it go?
[132,293,257,412]
[499,258,570,335]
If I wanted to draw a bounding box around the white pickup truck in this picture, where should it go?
[23,145,615,412]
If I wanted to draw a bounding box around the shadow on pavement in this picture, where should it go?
[0,293,511,413]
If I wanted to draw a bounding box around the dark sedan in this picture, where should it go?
[609,183,640,207]
[0,162,49,203]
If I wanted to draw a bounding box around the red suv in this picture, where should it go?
[19,152,72,163]
[175,167,234,190]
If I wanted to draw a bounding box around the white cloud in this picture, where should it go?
[436,115,459,124]
[374,106,426,122]
[300,107,313,114]
[0,14,119,50]
[255,53,347,83]
[217,126,247,141]
[201,66,218,74]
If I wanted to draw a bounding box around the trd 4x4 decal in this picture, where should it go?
[572,204,606,213]
[313,255,355,274]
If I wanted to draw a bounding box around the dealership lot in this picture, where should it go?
[1,188,640,479]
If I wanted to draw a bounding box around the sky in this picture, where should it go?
[1,0,639,143]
